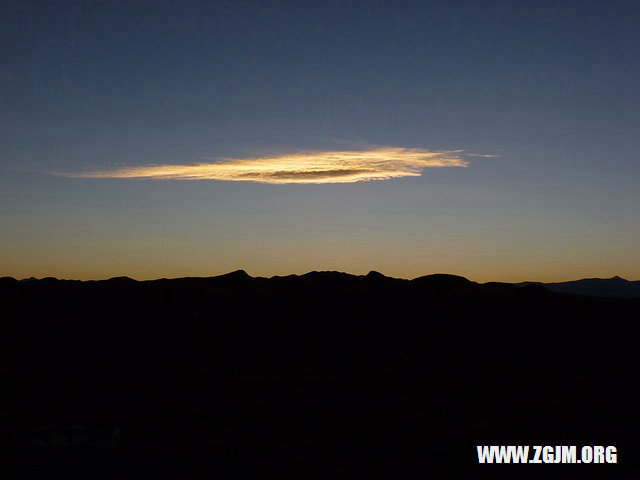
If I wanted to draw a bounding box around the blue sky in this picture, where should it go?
[1,0,638,281]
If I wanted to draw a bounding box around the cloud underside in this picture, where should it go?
[66,147,471,184]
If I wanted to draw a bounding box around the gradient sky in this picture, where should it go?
[1,0,638,282]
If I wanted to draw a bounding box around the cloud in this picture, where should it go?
[60,147,474,185]
[463,153,499,158]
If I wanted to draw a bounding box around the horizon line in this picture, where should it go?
[2,270,637,284]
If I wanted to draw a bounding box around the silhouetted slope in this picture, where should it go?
[1,271,638,477]
[517,276,640,298]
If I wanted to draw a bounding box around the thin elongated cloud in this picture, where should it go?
[62,147,476,184]
[463,153,499,158]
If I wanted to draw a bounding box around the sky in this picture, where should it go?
[1,0,638,282]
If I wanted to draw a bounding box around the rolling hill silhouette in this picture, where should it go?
[517,276,640,298]
[1,271,638,477]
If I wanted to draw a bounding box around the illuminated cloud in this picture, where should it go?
[463,153,499,158]
[63,147,476,184]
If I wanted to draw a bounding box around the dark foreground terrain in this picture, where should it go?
[1,271,639,478]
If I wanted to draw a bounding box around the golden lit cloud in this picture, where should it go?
[62,147,474,184]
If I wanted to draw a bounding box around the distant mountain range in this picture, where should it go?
[516,276,640,298]
[2,268,639,477]
[6,271,639,298]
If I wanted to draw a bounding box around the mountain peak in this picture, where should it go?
[106,276,137,285]
[366,270,386,279]
[411,273,474,286]
[217,269,251,280]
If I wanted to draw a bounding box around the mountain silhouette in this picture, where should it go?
[1,270,638,477]
[517,276,640,298]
